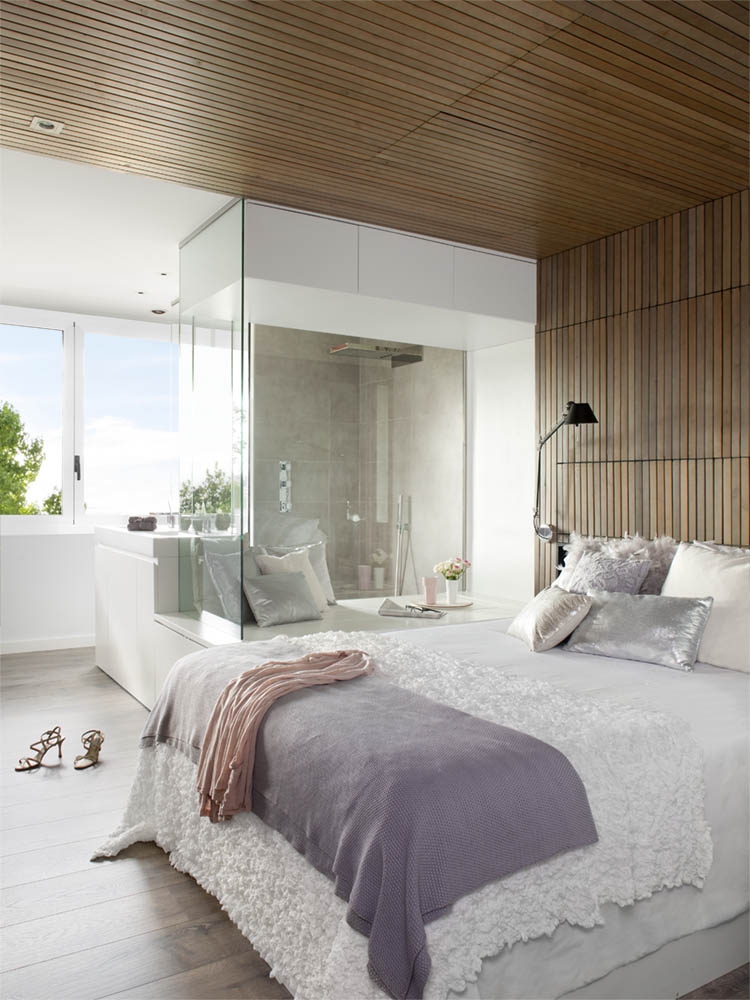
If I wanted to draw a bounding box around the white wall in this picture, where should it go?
[467,337,536,603]
[0,530,95,653]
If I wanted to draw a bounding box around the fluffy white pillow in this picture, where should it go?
[661,542,750,672]
[556,532,678,595]
[255,550,328,613]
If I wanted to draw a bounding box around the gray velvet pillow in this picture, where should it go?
[508,588,593,652]
[564,551,650,595]
[242,571,322,628]
[204,549,252,625]
[565,591,714,671]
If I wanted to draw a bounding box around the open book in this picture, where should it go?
[378,599,446,619]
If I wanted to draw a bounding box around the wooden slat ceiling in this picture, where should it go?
[1,0,747,259]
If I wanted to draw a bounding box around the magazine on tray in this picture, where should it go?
[378,599,446,619]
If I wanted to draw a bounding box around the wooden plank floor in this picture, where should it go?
[0,648,747,1000]
[0,647,289,1000]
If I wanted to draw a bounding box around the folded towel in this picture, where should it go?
[127,516,157,531]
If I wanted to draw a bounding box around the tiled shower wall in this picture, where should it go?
[253,325,465,596]
[358,347,465,594]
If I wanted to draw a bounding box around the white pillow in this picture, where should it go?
[661,542,750,672]
[255,550,328,613]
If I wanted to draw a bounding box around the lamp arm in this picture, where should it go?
[533,402,573,539]
[537,401,574,450]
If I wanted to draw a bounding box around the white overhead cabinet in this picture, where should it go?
[242,202,536,324]
[453,247,536,322]
[358,227,454,308]
[244,203,358,293]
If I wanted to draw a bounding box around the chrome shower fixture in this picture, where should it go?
[328,341,423,366]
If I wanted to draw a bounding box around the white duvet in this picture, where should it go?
[94,624,748,1000]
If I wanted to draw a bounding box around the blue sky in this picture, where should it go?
[0,323,179,511]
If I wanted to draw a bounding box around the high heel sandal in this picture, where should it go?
[15,726,65,771]
[74,729,104,770]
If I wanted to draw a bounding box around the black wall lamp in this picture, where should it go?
[533,401,598,542]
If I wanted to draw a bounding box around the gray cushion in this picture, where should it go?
[565,591,714,671]
[203,549,252,625]
[256,541,336,605]
[192,538,241,615]
[242,571,323,628]
[507,588,592,652]
[564,551,650,595]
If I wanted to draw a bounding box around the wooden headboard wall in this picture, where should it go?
[535,190,749,590]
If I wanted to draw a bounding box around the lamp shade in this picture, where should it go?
[563,402,598,426]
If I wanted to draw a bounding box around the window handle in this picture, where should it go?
[74,455,81,481]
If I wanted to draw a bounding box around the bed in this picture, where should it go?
[95,613,749,1000]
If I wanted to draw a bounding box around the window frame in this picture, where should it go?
[0,304,177,534]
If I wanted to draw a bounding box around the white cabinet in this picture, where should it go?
[453,247,536,321]
[244,203,358,292]
[358,228,453,308]
[241,201,536,326]
[95,528,184,709]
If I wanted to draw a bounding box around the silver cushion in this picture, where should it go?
[566,591,714,671]
[507,587,593,652]
[243,571,322,628]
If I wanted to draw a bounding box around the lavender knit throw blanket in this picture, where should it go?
[197,649,373,822]
[142,649,597,1000]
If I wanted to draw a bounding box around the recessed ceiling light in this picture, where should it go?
[151,309,166,315]
[29,116,64,136]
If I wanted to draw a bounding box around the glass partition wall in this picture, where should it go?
[177,201,247,636]
[178,203,466,636]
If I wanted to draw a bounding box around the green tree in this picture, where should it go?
[179,463,232,513]
[0,402,45,514]
[42,488,62,515]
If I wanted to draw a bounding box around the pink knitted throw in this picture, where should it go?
[197,649,373,822]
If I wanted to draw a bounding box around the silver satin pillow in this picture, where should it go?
[508,587,593,652]
[565,591,714,671]
[242,571,322,628]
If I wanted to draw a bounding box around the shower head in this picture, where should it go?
[328,342,423,366]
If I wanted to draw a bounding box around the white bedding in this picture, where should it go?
[95,622,749,1000]
[396,621,750,997]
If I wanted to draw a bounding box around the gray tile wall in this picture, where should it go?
[253,326,464,598]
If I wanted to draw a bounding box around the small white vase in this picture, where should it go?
[445,578,459,604]
[372,566,385,589]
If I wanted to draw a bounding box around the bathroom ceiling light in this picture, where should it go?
[29,116,64,136]
[151,309,166,315]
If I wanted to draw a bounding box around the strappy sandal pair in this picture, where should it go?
[15,727,104,772]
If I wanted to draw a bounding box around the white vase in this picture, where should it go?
[445,578,459,604]
[372,566,385,589]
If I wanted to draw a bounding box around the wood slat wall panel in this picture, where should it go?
[536,191,750,589]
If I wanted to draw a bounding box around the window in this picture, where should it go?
[83,331,178,519]
[0,309,179,527]
[0,323,64,516]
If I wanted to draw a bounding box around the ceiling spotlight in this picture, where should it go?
[151,309,166,315]
[30,116,64,135]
